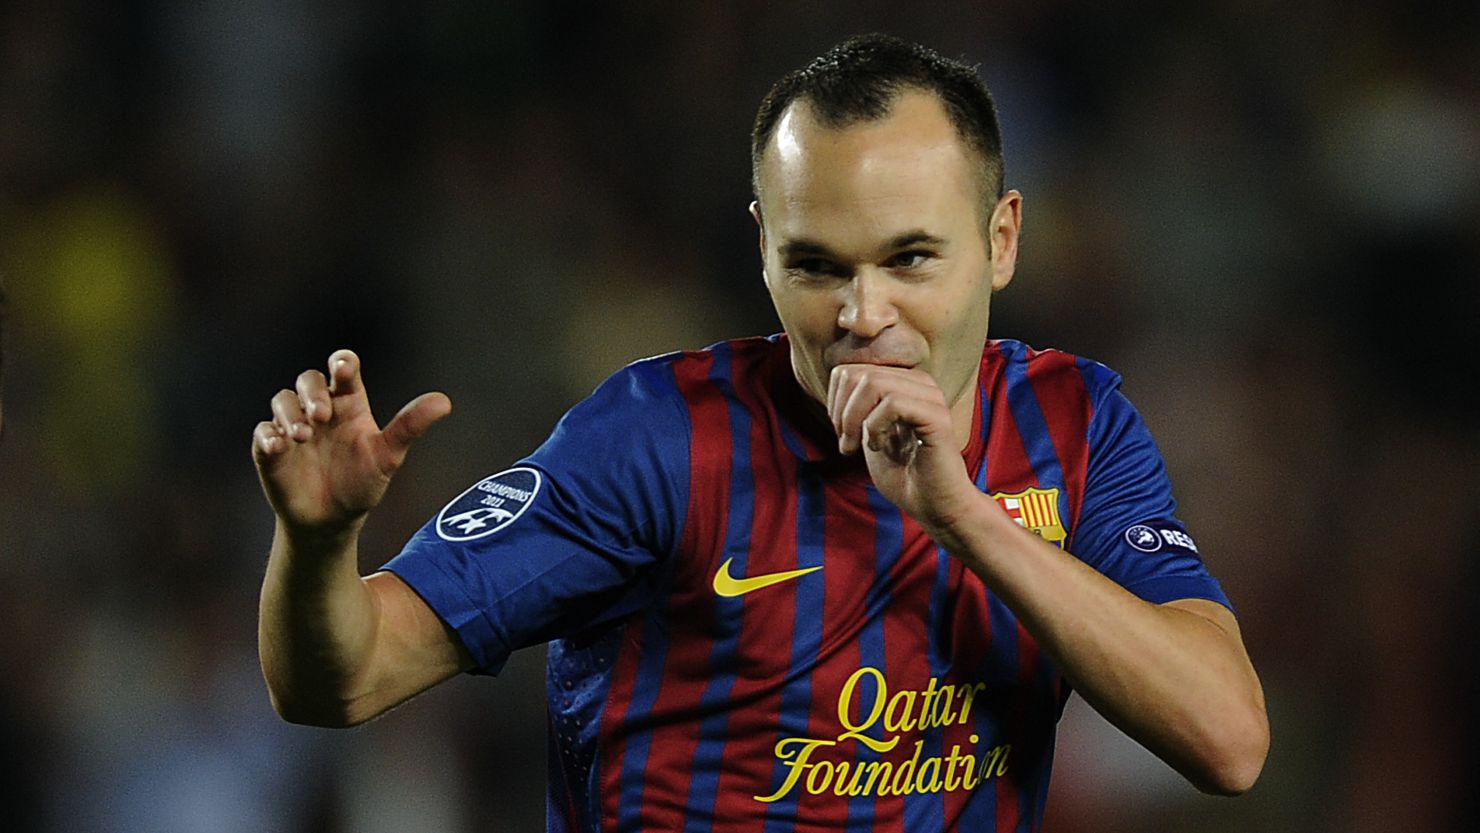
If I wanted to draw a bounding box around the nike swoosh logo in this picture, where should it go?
[712,557,822,597]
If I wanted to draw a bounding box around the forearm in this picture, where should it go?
[258,520,380,726]
[931,493,1268,795]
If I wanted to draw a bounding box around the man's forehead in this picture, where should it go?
[767,90,956,153]
[770,106,810,171]
[760,93,971,193]
[754,90,993,252]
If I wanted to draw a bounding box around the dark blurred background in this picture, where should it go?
[1,2,1477,831]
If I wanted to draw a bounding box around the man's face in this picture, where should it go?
[753,90,1021,433]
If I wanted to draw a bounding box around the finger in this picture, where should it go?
[859,390,952,460]
[295,369,331,423]
[827,365,855,436]
[829,365,878,452]
[836,369,901,454]
[270,389,312,442]
[327,349,362,399]
[828,365,939,447]
[252,420,287,465]
[382,391,453,457]
[861,398,923,462]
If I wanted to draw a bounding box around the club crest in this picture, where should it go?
[990,486,1067,548]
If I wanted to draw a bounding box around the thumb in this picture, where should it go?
[382,391,453,455]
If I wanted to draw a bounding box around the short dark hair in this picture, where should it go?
[751,34,1005,212]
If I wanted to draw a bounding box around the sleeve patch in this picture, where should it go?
[436,467,544,542]
[1123,523,1199,554]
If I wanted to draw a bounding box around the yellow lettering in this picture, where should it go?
[890,741,924,795]
[915,753,943,794]
[833,760,863,796]
[962,749,981,790]
[836,667,896,753]
[883,689,918,733]
[754,737,834,803]
[805,759,835,795]
[757,671,1012,804]
[957,683,986,725]
[931,685,954,729]
[859,759,894,796]
[944,744,967,792]
[975,744,1011,784]
[918,678,940,729]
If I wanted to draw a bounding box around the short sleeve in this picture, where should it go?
[382,357,691,674]
[1069,377,1231,609]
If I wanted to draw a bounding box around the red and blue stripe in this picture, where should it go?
[585,337,1098,832]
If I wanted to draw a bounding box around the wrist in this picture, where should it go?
[927,488,1036,562]
[919,487,995,552]
[276,516,365,557]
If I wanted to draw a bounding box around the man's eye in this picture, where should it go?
[787,259,842,277]
[889,251,933,270]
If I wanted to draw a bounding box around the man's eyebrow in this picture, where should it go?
[776,231,946,259]
[777,239,836,259]
[887,230,947,249]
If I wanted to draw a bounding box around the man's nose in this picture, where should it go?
[836,269,898,338]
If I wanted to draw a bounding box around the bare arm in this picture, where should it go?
[253,350,471,727]
[926,498,1267,795]
[829,364,1269,795]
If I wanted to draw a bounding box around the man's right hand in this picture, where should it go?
[254,350,467,726]
[252,349,452,537]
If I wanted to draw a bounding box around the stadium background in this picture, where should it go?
[1,2,1477,831]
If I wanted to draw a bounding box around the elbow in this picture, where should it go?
[1191,707,1270,796]
[261,655,380,728]
[266,687,373,729]
[1197,749,1267,797]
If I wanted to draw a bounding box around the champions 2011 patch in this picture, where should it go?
[436,467,542,542]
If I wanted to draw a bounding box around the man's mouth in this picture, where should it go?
[824,334,922,371]
[828,355,918,370]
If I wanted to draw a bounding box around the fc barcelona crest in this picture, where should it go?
[990,487,1067,548]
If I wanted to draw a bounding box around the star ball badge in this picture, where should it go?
[436,467,542,542]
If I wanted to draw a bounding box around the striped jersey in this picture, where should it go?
[384,334,1228,833]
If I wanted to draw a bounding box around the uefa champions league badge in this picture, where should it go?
[436,467,542,542]
[1123,523,1199,554]
[1124,525,1163,552]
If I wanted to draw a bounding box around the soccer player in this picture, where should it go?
[254,34,1267,832]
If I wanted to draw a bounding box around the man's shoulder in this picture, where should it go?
[561,336,787,459]
[639,334,785,366]
[614,334,786,390]
[985,338,1123,399]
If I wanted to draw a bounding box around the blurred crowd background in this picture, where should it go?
[2,2,1477,831]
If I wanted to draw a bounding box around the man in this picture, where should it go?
[254,34,1267,832]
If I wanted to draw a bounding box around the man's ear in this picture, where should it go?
[750,200,773,288]
[989,190,1023,292]
[750,200,766,255]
